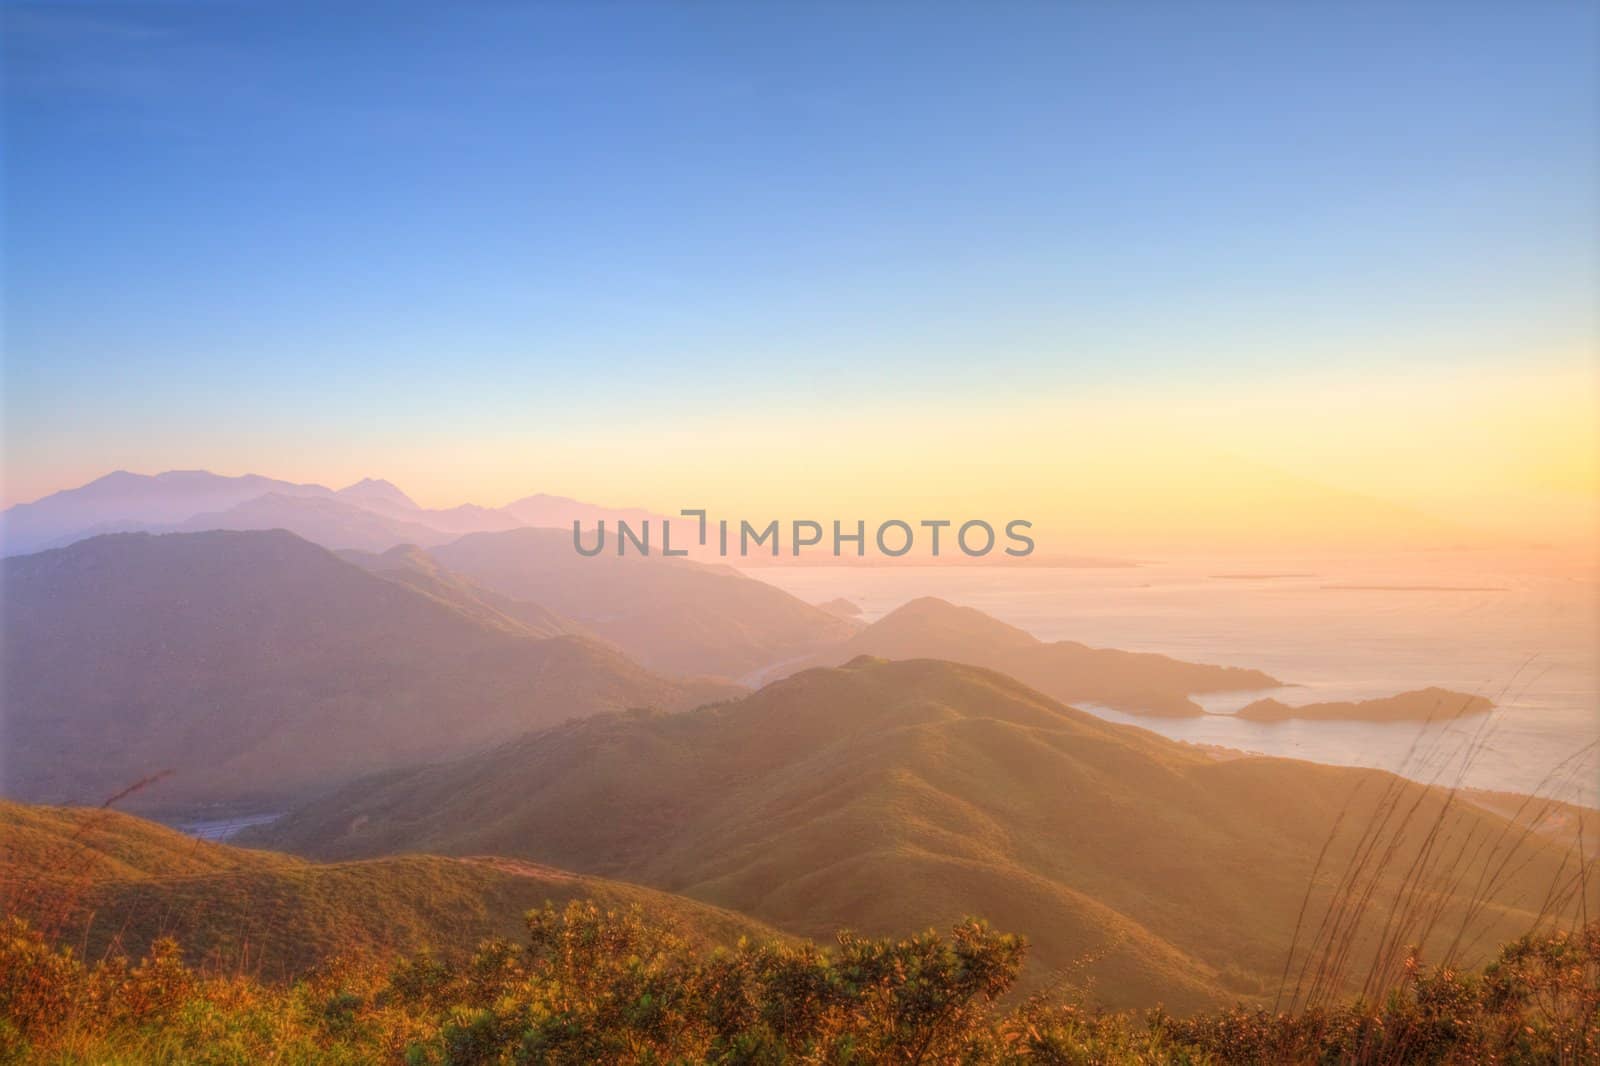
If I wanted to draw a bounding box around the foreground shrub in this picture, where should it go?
[1163,924,1599,1065]
[1,908,1595,1064]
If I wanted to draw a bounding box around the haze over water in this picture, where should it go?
[755,551,1600,805]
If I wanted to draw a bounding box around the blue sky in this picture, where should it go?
[3,2,1596,511]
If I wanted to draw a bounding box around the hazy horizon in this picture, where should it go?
[5,3,1596,554]
[5,459,1596,560]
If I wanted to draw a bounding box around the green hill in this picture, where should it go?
[0,801,777,978]
[0,531,740,813]
[257,656,1596,1013]
[772,596,1280,715]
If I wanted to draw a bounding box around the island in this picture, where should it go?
[816,597,865,619]
[1230,687,1493,723]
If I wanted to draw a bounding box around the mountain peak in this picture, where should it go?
[337,478,420,512]
[872,597,1040,648]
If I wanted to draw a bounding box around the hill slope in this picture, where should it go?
[432,528,858,679]
[259,657,1597,1012]
[0,531,739,812]
[338,543,580,639]
[0,801,776,977]
[774,597,1280,715]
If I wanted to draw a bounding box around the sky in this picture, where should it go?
[3,2,1597,553]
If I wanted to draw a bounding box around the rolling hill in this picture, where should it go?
[0,530,740,813]
[771,596,1280,715]
[431,527,859,679]
[257,656,1596,1012]
[0,801,777,978]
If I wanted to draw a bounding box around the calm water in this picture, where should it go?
[177,812,282,841]
[754,553,1600,805]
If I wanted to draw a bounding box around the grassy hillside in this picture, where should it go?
[773,596,1280,715]
[259,657,1596,1013]
[0,531,740,813]
[0,801,777,979]
[431,527,859,679]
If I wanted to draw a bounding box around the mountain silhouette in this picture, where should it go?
[1,530,739,811]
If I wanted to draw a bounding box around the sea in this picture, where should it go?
[753,551,1600,806]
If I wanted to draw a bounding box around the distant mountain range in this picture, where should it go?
[3,522,1489,818]
[1,469,1154,569]
[0,469,663,556]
